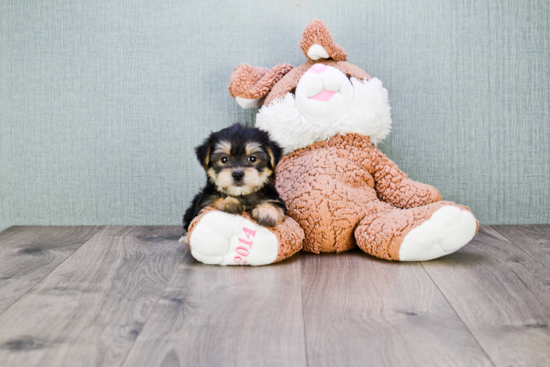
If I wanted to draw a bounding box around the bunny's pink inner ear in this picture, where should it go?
[299,19,347,62]
[228,63,294,106]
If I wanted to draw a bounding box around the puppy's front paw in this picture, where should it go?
[251,203,285,227]
[213,197,243,214]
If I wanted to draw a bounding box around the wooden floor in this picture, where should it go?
[0,226,548,367]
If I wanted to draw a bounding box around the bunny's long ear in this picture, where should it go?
[228,63,294,109]
[299,19,347,62]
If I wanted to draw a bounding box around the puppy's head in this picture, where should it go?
[195,123,282,196]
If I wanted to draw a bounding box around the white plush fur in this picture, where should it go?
[307,44,329,60]
[236,96,263,109]
[295,65,354,125]
[256,76,392,154]
[399,206,477,261]
[189,211,279,266]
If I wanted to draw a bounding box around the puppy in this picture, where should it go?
[182,123,286,234]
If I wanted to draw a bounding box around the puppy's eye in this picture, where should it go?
[248,156,256,162]
[221,157,228,163]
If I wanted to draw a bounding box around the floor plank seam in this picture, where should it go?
[298,253,310,367]
[118,239,189,367]
[420,261,497,367]
[0,226,104,319]
[489,225,545,265]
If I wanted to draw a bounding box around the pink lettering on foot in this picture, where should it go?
[234,226,257,264]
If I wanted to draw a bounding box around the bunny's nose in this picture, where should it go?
[310,63,328,73]
[232,170,244,181]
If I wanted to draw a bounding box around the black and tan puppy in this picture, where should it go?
[183,123,286,232]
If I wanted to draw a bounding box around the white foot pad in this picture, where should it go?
[399,206,477,261]
[188,211,279,266]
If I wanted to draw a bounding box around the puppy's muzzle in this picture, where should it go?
[232,170,244,181]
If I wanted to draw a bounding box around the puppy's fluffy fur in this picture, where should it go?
[183,123,286,231]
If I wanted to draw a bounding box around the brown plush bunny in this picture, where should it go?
[187,20,478,265]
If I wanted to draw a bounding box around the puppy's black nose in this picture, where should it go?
[232,170,244,181]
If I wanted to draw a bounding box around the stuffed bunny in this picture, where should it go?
[187,20,478,265]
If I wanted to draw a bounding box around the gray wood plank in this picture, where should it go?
[300,251,492,367]
[0,226,184,367]
[122,250,307,367]
[422,226,550,367]
[0,226,102,315]
[491,225,550,265]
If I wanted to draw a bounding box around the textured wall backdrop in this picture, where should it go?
[1,0,549,232]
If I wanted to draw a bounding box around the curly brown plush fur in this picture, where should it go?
[298,19,347,62]
[228,63,294,100]
[187,19,478,265]
[275,133,478,259]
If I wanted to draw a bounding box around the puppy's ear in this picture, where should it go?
[265,141,283,168]
[195,138,212,170]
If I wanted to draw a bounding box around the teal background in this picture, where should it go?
[1,0,549,232]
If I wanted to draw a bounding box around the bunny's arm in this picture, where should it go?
[368,146,442,209]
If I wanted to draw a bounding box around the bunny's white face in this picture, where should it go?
[294,64,354,125]
[255,70,392,155]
